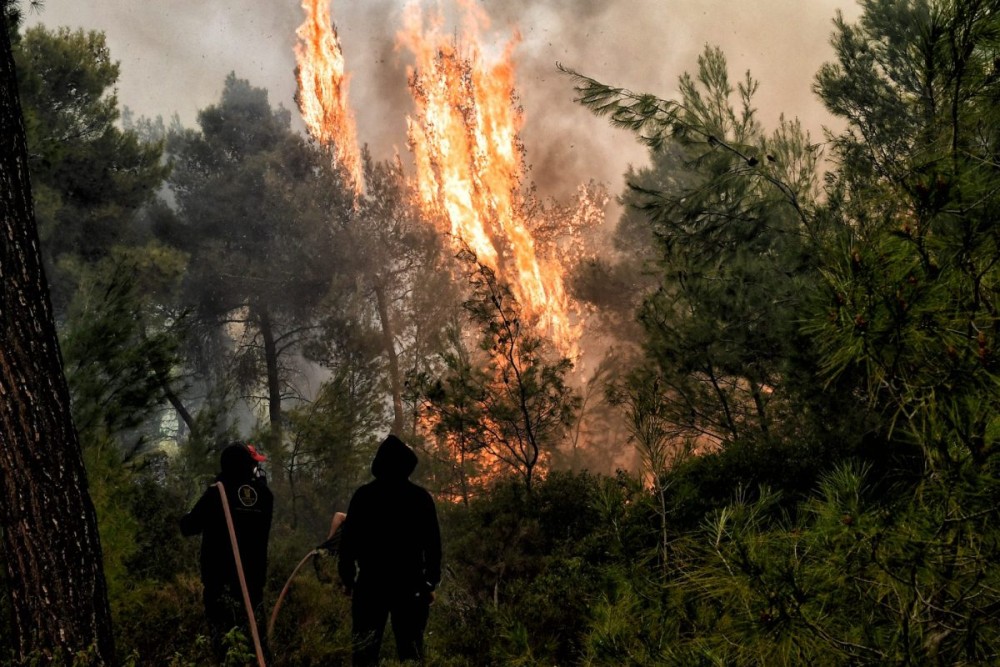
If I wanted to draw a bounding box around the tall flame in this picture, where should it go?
[294,0,599,485]
[295,0,364,193]
[400,1,579,358]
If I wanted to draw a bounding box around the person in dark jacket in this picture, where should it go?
[339,434,442,666]
[180,442,273,657]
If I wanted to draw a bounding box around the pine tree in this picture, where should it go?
[0,4,114,661]
[812,0,1000,467]
[562,47,854,457]
[164,74,353,450]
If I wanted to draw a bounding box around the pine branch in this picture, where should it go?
[558,63,684,151]
[559,63,813,229]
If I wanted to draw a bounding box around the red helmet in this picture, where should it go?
[246,443,267,462]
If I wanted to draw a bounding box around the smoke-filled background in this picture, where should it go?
[28,0,861,201]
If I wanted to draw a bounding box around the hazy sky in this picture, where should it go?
[27,0,863,201]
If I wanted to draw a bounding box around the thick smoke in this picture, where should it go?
[34,0,860,202]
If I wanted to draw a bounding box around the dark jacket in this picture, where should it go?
[180,445,274,606]
[339,435,442,593]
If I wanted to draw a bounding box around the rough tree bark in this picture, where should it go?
[0,9,115,664]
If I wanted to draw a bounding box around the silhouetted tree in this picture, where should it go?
[165,74,353,449]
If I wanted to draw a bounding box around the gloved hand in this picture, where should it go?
[311,548,334,583]
[422,581,437,606]
[315,537,337,554]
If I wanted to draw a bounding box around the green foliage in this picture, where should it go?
[809,0,1000,469]
[561,2,1000,665]
[571,461,1000,666]
[163,73,354,446]
[111,575,214,665]
[60,245,187,454]
[704,461,999,664]
[432,472,628,666]
[661,431,884,532]
[582,572,671,666]
[264,566,352,666]
[83,441,142,602]
[13,25,169,306]
[565,45,862,461]
[282,370,383,528]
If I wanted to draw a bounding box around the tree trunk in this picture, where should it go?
[373,279,404,435]
[706,362,739,441]
[162,383,197,441]
[749,378,770,437]
[257,307,283,448]
[0,12,115,664]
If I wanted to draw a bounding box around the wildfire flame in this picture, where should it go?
[294,0,364,193]
[400,1,580,358]
[294,0,581,356]
[294,0,600,487]
[417,403,551,502]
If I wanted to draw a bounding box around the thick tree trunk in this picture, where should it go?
[0,12,115,664]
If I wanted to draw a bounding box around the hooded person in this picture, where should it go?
[338,434,442,666]
[180,442,273,657]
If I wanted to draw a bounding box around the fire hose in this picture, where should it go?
[215,481,267,667]
[268,512,346,644]
[267,548,319,642]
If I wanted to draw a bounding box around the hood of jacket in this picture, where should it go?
[219,443,257,483]
[370,434,417,481]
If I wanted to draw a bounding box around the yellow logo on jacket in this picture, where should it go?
[238,484,258,507]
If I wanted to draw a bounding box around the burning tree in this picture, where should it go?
[292,0,607,487]
[400,1,582,359]
[417,249,580,496]
[295,4,461,437]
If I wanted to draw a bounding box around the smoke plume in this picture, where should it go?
[33,0,861,201]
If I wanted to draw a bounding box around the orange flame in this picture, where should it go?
[416,402,548,502]
[295,0,364,193]
[294,0,601,482]
[400,1,580,358]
